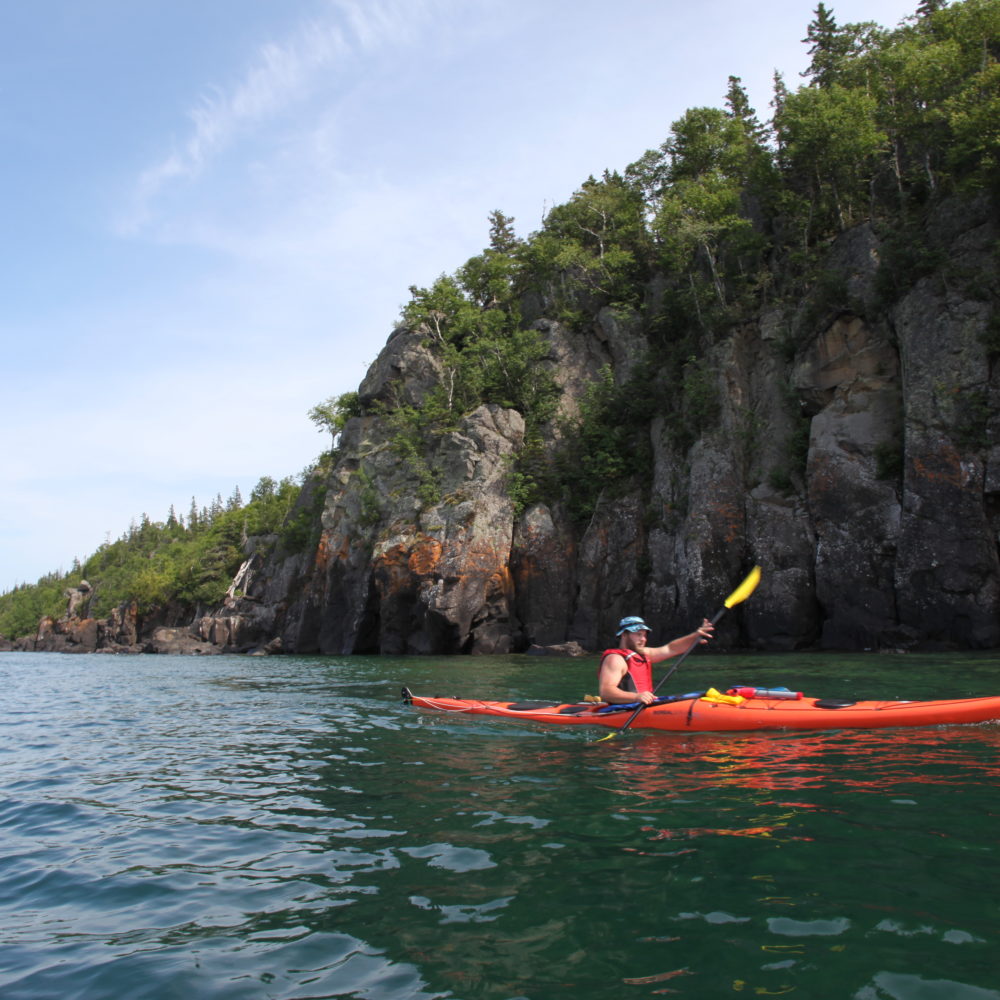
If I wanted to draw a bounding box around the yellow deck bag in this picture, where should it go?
[701,687,746,706]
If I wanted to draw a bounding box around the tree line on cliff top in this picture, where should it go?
[322,0,1000,520]
[0,471,325,638]
[2,0,998,638]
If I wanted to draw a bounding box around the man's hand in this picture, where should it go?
[694,618,715,642]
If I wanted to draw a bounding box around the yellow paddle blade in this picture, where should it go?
[724,565,761,609]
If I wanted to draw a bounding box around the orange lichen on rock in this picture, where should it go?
[408,537,443,575]
[710,500,743,544]
[911,444,965,489]
[313,534,331,571]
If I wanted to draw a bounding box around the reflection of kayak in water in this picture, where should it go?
[401,687,1000,733]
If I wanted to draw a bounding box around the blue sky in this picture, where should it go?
[1,0,920,594]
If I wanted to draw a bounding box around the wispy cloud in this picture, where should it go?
[121,0,448,235]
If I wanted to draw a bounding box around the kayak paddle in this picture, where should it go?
[595,565,762,742]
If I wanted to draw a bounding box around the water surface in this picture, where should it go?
[1,650,999,998]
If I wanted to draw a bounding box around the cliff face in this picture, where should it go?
[189,194,994,656]
[22,196,995,657]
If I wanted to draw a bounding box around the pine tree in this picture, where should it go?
[488,210,518,253]
[803,3,842,87]
[725,75,764,141]
[770,71,790,155]
[771,70,789,116]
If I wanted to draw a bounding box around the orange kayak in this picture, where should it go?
[402,687,1000,732]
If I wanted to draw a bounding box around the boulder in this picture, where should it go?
[144,627,220,655]
[525,641,588,657]
[33,615,100,653]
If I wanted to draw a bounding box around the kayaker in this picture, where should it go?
[598,615,714,705]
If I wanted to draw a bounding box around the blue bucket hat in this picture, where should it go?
[616,616,650,636]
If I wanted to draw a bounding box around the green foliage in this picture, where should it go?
[664,103,774,192]
[548,353,720,524]
[944,60,1000,185]
[0,570,73,639]
[654,172,765,318]
[0,475,315,637]
[797,266,854,335]
[400,220,560,437]
[553,367,643,524]
[387,213,564,510]
[456,210,523,309]
[873,221,948,305]
[776,83,888,231]
[633,100,776,330]
[506,467,539,519]
[725,76,768,145]
[308,392,362,450]
[678,355,722,451]
[802,2,844,87]
[355,470,383,527]
[525,172,650,308]
[383,406,444,511]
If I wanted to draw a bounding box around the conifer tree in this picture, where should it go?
[487,210,518,253]
[725,75,765,141]
[803,3,842,86]
[770,70,790,150]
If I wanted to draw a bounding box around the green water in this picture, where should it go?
[1,650,999,999]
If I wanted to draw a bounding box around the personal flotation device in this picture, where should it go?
[599,648,653,694]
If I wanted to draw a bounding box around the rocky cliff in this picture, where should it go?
[9,2,998,659]
[191,194,999,655]
[15,195,997,658]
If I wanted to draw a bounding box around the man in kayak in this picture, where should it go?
[598,615,715,705]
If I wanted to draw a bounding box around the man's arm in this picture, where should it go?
[646,619,715,664]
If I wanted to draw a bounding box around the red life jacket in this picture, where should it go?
[599,648,653,694]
